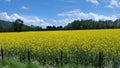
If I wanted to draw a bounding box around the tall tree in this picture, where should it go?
[12,19,23,32]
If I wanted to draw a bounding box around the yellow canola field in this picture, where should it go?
[0,29,120,64]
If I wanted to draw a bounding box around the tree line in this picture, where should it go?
[0,19,120,32]
[0,19,64,32]
[64,19,120,30]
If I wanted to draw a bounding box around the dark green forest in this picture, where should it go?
[64,19,120,30]
[0,19,120,32]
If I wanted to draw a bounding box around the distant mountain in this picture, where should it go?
[0,19,43,32]
[0,20,12,28]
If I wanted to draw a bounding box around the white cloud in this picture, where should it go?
[51,18,75,26]
[58,9,81,17]
[107,0,120,8]
[0,12,10,20]
[56,9,118,25]
[58,9,117,21]
[0,9,118,28]
[21,6,29,10]
[0,12,52,28]
[86,0,99,5]
[5,0,11,2]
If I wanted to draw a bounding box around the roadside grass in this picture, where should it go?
[0,59,113,68]
[0,59,96,68]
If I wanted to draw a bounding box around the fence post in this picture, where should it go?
[60,50,63,67]
[1,48,4,66]
[99,52,104,68]
[28,50,31,63]
[1,48,4,61]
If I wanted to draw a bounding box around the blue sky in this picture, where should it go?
[0,0,120,28]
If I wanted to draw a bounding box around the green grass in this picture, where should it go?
[0,59,96,68]
[0,59,114,68]
[0,59,41,68]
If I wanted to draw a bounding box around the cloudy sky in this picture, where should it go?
[0,0,120,28]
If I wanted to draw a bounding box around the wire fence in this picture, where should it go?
[0,48,120,68]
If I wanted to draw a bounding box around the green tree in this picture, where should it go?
[12,19,23,32]
[34,26,42,31]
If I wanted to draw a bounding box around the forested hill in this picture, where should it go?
[0,19,42,32]
[64,19,120,30]
[0,20,12,28]
[1,19,120,32]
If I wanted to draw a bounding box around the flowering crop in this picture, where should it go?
[0,29,120,66]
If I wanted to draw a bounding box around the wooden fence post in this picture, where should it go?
[60,50,63,67]
[28,50,31,63]
[1,48,4,66]
[99,52,104,68]
[99,52,102,68]
[1,48,4,61]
